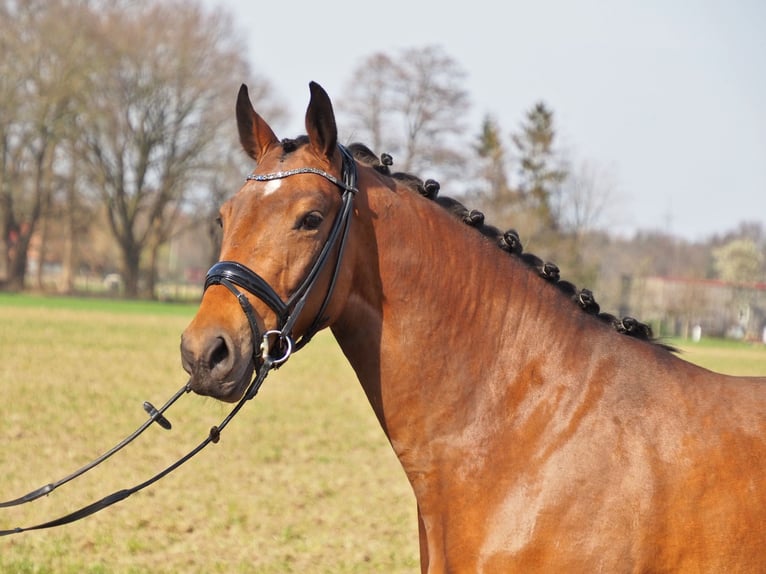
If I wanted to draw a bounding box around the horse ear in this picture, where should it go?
[305,81,337,161]
[236,84,279,162]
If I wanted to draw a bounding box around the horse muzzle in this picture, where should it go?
[180,327,256,403]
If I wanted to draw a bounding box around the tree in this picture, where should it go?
[0,0,90,291]
[78,1,253,298]
[58,137,95,293]
[0,0,284,297]
[471,115,515,222]
[511,101,567,234]
[712,237,765,338]
[712,239,764,284]
[338,52,398,155]
[339,45,470,184]
[558,159,620,238]
[0,0,27,287]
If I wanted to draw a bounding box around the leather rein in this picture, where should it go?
[0,145,358,536]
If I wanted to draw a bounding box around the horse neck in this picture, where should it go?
[330,178,600,449]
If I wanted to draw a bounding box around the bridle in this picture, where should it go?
[205,144,358,371]
[0,145,358,535]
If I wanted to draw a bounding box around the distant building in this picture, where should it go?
[631,276,766,340]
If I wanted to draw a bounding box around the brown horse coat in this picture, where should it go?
[181,82,766,573]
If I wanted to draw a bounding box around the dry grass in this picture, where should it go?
[0,297,418,573]
[1,296,764,573]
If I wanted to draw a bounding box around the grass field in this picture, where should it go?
[0,294,764,573]
[0,294,418,573]
[667,336,766,376]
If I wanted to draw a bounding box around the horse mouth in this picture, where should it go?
[180,329,258,403]
[183,348,256,403]
[189,369,254,403]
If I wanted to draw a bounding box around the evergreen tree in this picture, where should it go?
[472,115,514,222]
[512,102,567,232]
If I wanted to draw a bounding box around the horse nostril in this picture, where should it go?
[208,336,230,371]
[181,330,238,382]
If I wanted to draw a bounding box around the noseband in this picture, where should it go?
[204,144,358,369]
[0,145,358,536]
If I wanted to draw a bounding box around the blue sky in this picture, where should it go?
[203,0,765,241]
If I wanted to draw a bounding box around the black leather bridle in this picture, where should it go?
[0,145,358,535]
[205,143,358,372]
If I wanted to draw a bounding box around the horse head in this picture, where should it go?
[180,82,356,402]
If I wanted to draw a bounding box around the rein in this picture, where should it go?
[0,145,358,536]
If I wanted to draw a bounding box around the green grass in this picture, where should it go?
[668,336,766,376]
[0,292,197,316]
[0,295,764,573]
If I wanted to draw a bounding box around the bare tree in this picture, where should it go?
[339,45,470,184]
[33,2,97,291]
[392,46,470,176]
[338,53,399,154]
[0,1,25,286]
[557,159,621,238]
[0,0,90,290]
[79,1,255,298]
[0,0,284,296]
[0,1,36,289]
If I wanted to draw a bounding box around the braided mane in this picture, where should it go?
[270,137,671,350]
[345,141,674,351]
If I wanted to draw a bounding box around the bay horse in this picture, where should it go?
[180,82,766,573]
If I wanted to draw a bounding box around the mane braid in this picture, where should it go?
[348,142,676,352]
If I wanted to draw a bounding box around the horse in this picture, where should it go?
[180,81,766,573]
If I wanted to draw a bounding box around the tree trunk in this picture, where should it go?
[59,153,80,294]
[146,241,160,300]
[35,213,48,290]
[59,227,74,293]
[8,230,32,291]
[121,246,140,299]
[0,134,13,287]
[28,144,52,291]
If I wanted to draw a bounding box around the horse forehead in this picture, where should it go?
[261,179,282,197]
[228,171,334,226]
[229,146,342,213]
[238,173,331,204]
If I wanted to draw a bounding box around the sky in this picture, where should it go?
[202,0,765,242]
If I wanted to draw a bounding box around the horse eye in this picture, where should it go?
[299,212,323,231]
[215,216,223,229]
